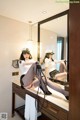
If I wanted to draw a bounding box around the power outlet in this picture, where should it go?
[12,72,19,76]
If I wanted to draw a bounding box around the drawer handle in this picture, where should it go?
[48,107,58,114]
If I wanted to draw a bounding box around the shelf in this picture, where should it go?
[15,105,25,120]
[15,105,51,120]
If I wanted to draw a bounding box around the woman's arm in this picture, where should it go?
[23,59,35,65]
[54,59,65,64]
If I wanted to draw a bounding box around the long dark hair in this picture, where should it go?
[19,49,32,61]
[43,53,54,63]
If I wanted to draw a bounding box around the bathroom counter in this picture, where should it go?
[12,80,69,120]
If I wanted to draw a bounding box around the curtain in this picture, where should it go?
[56,37,64,70]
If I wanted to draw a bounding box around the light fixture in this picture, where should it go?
[42,10,47,14]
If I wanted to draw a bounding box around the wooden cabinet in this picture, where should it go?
[39,98,68,120]
[12,83,25,99]
[12,82,69,120]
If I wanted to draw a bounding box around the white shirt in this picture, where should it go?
[19,59,35,75]
[45,58,56,73]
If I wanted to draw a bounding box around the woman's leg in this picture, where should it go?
[32,78,40,87]
[22,63,37,87]
[46,78,69,96]
[55,72,67,81]
[22,63,68,97]
[22,62,41,87]
[59,62,67,73]
[28,75,68,97]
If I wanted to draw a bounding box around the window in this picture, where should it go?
[56,37,64,70]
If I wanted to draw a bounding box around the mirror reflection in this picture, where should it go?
[39,15,68,83]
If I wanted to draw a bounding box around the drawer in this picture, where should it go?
[39,106,58,120]
[47,104,59,119]
[38,98,48,108]
[39,100,68,120]
[47,104,68,120]
[59,110,68,120]
[12,83,25,99]
[39,99,59,120]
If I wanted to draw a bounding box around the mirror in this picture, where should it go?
[38,10,69,83]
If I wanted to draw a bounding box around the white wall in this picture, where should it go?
[0,15,34,118]
[0,15,61,118]
[40,28,57,59]
[32,24,38,60]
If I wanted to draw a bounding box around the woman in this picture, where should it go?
[43,50,66,80]
[19,48,69,99]
[19,48,35,89]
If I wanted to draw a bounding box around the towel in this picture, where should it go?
[25,94,37,120]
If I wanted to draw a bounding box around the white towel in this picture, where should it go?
[25,94,37,120]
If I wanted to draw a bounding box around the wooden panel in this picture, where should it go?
[39,99,68,120]
[12,83,25,99]
[69,3,80,120]
[12,83,68,120]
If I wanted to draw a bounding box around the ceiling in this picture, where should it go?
[0,0,69,36]
[41,15,67,37]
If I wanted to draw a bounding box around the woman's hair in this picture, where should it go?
[43,53,54,63]
[19,48,32,61]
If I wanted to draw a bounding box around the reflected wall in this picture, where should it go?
[38,10,69,81]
